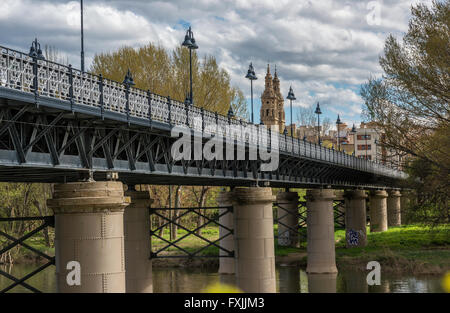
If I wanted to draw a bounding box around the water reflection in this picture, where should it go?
[0,264,56,293]
[307,273,337,293]
[277,266,300,293]
[0,264,444,293]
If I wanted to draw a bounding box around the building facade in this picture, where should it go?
[353,122,381,161]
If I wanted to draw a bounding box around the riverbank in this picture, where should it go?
[334,224,450,274]
[152,224,450,275]
[3,224,449,275]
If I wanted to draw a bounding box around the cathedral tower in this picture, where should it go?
[260,65,285,132]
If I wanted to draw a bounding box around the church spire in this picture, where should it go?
[263,64,273,96]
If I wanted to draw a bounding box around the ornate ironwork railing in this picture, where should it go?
[149,206,233,258]
[0,216,55,293]
[0,44,406,180]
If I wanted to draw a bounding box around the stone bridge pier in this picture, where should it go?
[276,191,300,247]
[124,185,153,293]
[344,189,368,248]
[47,181,130,293]
[217,190,234,274]
[232,187,276,293]
[305,189,338,274]
[369,190,388,232]
[387,190,402,227]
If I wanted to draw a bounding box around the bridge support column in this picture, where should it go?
[387,190,402,227]
[306,189,337,274]
[232,187,276,293]
[217,190,234,274]
[124,186,153,292]
[344,190,368,248]
[47,181,129,293]
[369,190,388,232]
[276,191,299,247]
[400,191,412,224]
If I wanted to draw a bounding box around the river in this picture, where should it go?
[0,264,444,293]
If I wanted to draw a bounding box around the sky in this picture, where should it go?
[0,0,430,127]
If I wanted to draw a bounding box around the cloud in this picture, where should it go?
[0,0,421,125]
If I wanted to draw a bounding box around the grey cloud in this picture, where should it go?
[0,0,419,123]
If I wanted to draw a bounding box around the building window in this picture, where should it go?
[266,109,269,116]
[357,134,371,140]
[357,144,371,150]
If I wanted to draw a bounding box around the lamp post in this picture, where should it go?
[374,139,378,163]
[29,38,45,60]
[228,106,234,119]
[314,102,322,145]
[336,114,342,151]
[350,123,356,156]
[181,26,198,104]
[286,86,296,136]
[365,128,368,160]
[80,0,85,72]
[245,63,257,123]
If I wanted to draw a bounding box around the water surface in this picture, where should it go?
[0,264,444,293]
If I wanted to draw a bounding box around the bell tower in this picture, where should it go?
[272,67,285,131]
[260,65,284,132]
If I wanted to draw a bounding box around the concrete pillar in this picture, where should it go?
[305,189,338,274]
[400,191,411,224]
[387,190,402,227]
[344,190,368,248]
[124,187,153,292]
[369,190,388,232]
[276,191,299,247]
[307,273,337,293]
[232,187,276,293]
[217,190,234,274]
[47,181,129,293]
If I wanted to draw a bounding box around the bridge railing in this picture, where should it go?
[0,44,407,180]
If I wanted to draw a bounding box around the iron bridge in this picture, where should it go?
[0,44,407,188]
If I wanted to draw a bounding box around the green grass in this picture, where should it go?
[5,222,449,273]
[151,223,450,273]
[334,224,450,272]
[151,226,221,256]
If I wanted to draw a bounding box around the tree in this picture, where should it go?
[90,43,247,118]
[296,106,316,127]
[360,0,449,223]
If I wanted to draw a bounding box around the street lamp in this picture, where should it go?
[336,114,342,151]
[350,123,356,156]
[364,128,368,160]
[314,102,322,145]
[374,139,378,163]
[181,26,198,104]
[286,86,296,136]
[29,38,45,60]
[245,63,257,123]
[227,106,234,119]
[80,0,85,72]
